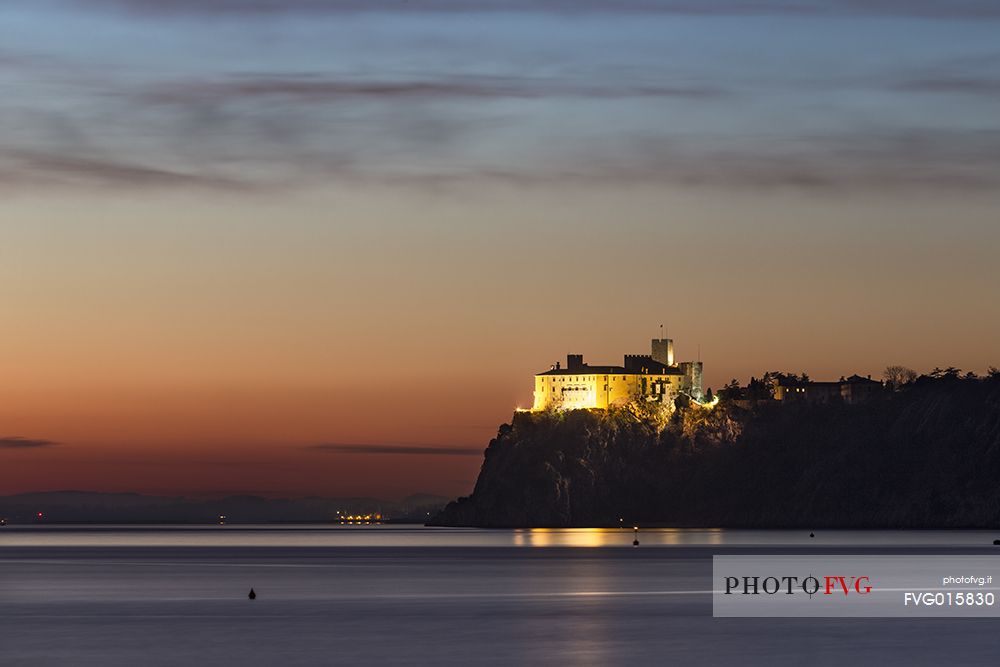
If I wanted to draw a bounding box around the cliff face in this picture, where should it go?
[431,377,1000,528]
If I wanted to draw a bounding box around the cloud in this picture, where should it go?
[0,66,725,192]
[5,122,1000,194]
[0,437,59,449]
[5,126,1000,194]
[0,150,251,190]
[3,6,999,195]
[141,76,726,104]
[307,443,482,456]
[337,127,1000,193]
[896,77,1000,96]
[65,0,1000,19]
[621,128,1000,191]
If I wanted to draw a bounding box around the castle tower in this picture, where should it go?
[680,361,704,401]
[651,338,674,367]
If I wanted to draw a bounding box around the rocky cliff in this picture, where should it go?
[431,375,1000,527]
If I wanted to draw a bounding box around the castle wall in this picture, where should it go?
[533,372,682,411]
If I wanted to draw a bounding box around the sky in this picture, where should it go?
[2,0,999,500]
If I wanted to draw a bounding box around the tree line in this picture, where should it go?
[712,365,999,402]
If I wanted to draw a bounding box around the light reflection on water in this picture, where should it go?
[512,527,725,547]
[0,524,995,548]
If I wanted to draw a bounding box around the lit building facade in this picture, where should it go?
[531,338,704,411]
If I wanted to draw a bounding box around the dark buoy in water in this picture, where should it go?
[248,588,256,600]
[809,532,815,538]
[632,526,640,547]
[993,539,1000,546]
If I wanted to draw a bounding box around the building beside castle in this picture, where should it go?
[773,374,882,405]
[531,338,703,411]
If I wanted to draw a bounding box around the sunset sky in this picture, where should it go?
[3,0,999,499]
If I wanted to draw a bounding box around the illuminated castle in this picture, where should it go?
[531,338,703,411]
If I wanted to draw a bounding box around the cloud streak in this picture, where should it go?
[896,77,1000,96]
[0,150,251,190]
[0,437,59,449]
[5,115,1000,194]
[5,126,1000,194]
[141,76,726,104]
[307,443,482,456]
[67,0,1000,19]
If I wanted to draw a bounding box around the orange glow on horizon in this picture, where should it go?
[4,188,998,499]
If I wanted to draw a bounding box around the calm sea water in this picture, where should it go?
[2,526,999,666]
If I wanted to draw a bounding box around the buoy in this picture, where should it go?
[248,588,256,600]
[809,532,815,538]
[632,526,639,547]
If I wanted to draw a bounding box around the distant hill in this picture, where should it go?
[431,374,1000,528]
[0,491,449,524]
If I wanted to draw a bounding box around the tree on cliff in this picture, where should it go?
[718,379,743,402]
[883,365,918,391]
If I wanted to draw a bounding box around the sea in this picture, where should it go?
[2,525,998,666]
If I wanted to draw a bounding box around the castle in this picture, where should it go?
[531,338,703,411]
